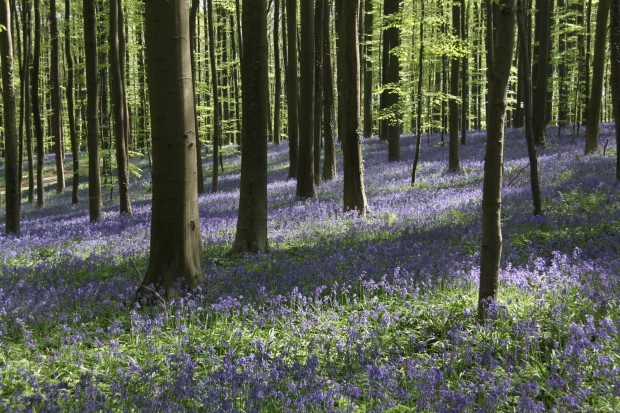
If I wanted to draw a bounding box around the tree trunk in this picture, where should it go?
[207,0,222,192]
[363,0,374,138]
[0,0,21,233]
[22,0,35,204]
[517,0,542,215]
[273,0,282,145]
[611,0,620,181]
[585,0,610,153]
[297,0,316,199]
[231,0,270,254]
[313,0,324,186]
[381,0,402,161]
[461,0,469,145]
[64,0,79,205]
[32,0,44,208]
[83,0,102,222]
[449,0,461,171]
[49,0,65,193]
[337,0,368,215]
[141,0,203,296]
[412,0,425,186]
[322,0,337,181]
[478,0,517,321]
[190,0,206,194]
[532,0,553,147]
[285,0,299,179]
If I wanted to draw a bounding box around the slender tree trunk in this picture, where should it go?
[322,0,337,181]
[449,0,461,171]
[363,0,374,138]
[141,0,203,296]
[22,0,35,204]
[461,0,469,145]
[231,0,270,254]
[273,0,282,145]
[0,0,21,233]
[337,0,368,215]
[136,18,148,152]
[517,0,542,215]
[557,0,568,137]
[478,0,517,321]
[532,0,553,147]
[611,0,620,181]
[207,0,222,192]
[297,0,316,199]
[83,0,102,222]
[313,0,324,186]
[583,0,593,125]
[412,0,425,186]
[585,0,610,153]
[190,0,205,194]
[49,0,65,193]
[65,0,80,205]
[285,0,299,178]
[32,0,44,208]
[382,0,402,161]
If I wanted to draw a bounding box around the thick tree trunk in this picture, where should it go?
[141,0,203,296]
[363,0,374,138]
[297,0,316,199]
[517,0,542,215]
[0,1,21,233]
[32,0,44,208]
[313,0,324,186]
[611,0,620,181]
[322,0,337,181]
[478,0,517,321]
[83,0,102,222]
[273,0,282,145]
[109,0,132,214]
[585,0,610,153]
[449,0,461,171]
[336,0,368,215]
[381,0,402,161]
[190,0,206,194]
[231,0,270,254]
[285,0,299,178]
[207,0,222,192]
[49,0,65,193]
[65,0,80,205]
[532,0,553,147]
[412,0,425,186]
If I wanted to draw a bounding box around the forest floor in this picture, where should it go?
[0,126,619,411]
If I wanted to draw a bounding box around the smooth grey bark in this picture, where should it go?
[21,0,34,204]
[322,0,337,181]
[585,0,610,153]
[1,0,21,233]
[207,0,222,192]
[362,0,374,138]
[49,0,65,193]
[274,0,282,145]
[64,0,79,205]
[231,0,270,253]
[478,0,517,321]
[141,0,203,296]
[285,0,299,179]
[449,0,461,171]
[313,0,324,186]
[381,0,402,161]
[190,0,206,194]
[32,0,44,208]
[532,0,553,147]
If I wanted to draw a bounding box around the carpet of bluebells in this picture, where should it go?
[1,125,619,412]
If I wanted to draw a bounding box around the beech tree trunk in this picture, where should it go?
[273,0,282,145]
[190,0,205,194]
[449,0,461,171]
[297,0,316,199]
[83,0,102,222]
[412,0,425,186]
[285,0,299,178]
[231,0,270,253]
[322,0,337,181]
[313,0,324,186]
[0,0,20,233]
[22,0,34,204]
[381,0,402,161]
[64,0,79,205]
[478,0,517,321]
[32,0,44,208]
[336,0,368,215]
[363,0,374,138]
[585,0,610,153]
[49,0,65,193]
[532,0,553,147]
[611,0,620,181]
[141,0,203,296]
[207,0,222,192]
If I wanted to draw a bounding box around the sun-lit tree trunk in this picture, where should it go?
[532,0,553,147]
[83,0,102,222]
[285,0,299,179]
[478,0,517,321]
[412,0,425,186]
[460,0,469,145]
[0,0,21,233]
[64,0,80,205]
[337,0,368,215]
[297,0,316,199]
[273,0,282,145]
[32,0,44,208]
[313,0,324,186]
[449,0,461,171]
[22,0,34,204]
[322,0,337,181]
[381,0,402,161]
[231,0,270,254]
[611,0,620,181]
[190,0,205,194]
[363,0,374,138]
[49,0,65,193]
[141,0,203,296]
[207,0,221,192]
[585,0,610,153]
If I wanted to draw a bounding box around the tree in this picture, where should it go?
[285,0,299,179]
[83,0,102,222]
[49,0,65,193]
[109,0,132,214]
[336,0,368,215]
[381,0,402,161]
[32,0,44,208]
[411,0,425,186]
[273,0,282,145]
[190,0,205,194]
[1,0,21,233]
[322,0,337,181]
[585,0,610,154]
[65,0,79,205]
[449,0,461,171]
[140,0,203,295]
[297,0,316,199]
[207,0,222,193]
[313,0,324,186]
[362,0,374,138]
[21,0,34,205]
[231,0,270,253]
[478,0,517,321]
[532,0,553,147]
[611,0,620,181]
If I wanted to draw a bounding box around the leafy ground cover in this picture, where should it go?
[0,126,619,412]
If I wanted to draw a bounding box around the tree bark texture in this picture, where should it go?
[49,0,65,193]
[313,0,324,186]
[285,0,299,179]
[141,0,204,295]
[190,0,206,194]
[273,0,282,145]
[382,0,402,161]
[32,0,44,208]
[64,0,79,205]
[362,0,374,138]
[478,0,517,321]
[322,0,337,181]
[207,0,222,192]
[21,0,34,204]
[532,0,553,147]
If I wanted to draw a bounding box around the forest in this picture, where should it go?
[0,0,619,410]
